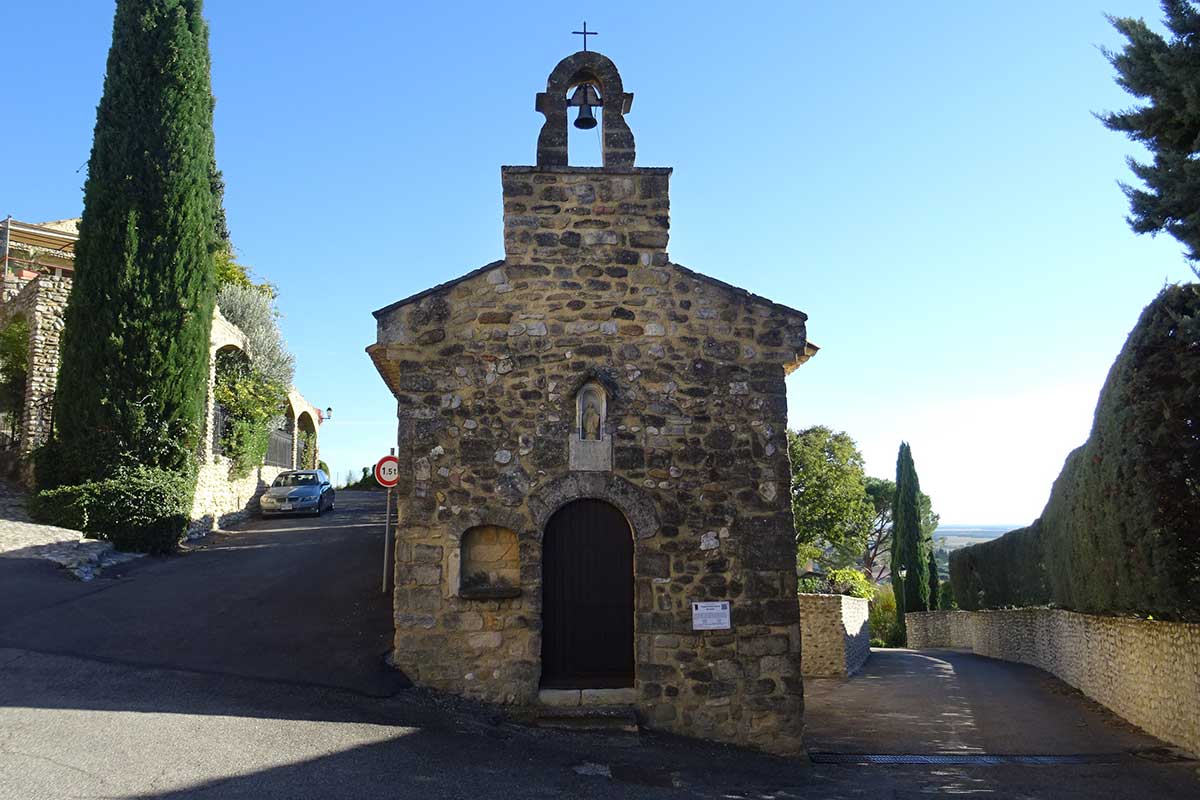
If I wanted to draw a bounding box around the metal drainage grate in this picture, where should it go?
[809,752,1121,766]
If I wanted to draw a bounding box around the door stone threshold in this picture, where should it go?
[538,687,636,707]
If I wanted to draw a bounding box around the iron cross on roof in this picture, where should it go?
[572,22,598,51]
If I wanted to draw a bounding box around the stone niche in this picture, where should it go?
[568,379,611,471]
[458,525,521,600]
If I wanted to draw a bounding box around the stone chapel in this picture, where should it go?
[368,50,817,756]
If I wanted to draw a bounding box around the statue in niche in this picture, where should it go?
[577,383,605,441]
[570,381,612,471]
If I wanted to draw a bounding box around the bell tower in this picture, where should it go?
[502,50,670,269]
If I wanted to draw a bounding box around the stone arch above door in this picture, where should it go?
[527,472,659,541]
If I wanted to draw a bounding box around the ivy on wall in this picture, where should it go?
[214,349,288,478]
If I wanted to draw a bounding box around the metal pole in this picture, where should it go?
[382,486,392,593]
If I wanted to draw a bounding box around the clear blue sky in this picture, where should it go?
[4,1,1192,524]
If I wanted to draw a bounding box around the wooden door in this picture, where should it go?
[541,499,634,688]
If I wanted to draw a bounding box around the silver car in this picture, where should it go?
[259,469,336,517]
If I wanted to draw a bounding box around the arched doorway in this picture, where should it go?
[541,499,634,688]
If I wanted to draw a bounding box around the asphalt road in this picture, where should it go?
[0,490,404,696]
[1,493,1197,798]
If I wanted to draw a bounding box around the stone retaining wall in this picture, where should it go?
[907,609,1200,757]
[798,594,870,677]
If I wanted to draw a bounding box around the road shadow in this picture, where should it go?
[0,490,408,696]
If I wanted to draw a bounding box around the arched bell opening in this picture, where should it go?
[566,80,604,167]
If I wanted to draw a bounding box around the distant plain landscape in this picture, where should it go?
[935,524,1016,551]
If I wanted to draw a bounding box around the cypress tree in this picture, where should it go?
[891,443,930,639]
[927,549,941,611]
[52,0,218,484]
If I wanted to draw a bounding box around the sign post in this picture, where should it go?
[375,453,401,593]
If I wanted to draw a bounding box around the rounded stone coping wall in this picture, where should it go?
[907,608,1200,758]
[798,593,871,678]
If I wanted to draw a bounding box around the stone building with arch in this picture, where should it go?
[0,216,323,534]
[369,51,816,756]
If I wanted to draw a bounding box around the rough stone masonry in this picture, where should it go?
[368,50,817,756]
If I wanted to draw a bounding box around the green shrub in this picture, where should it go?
[868,583,905,647]
[318,460,330,476]
[949,522,1050,610]
[869,638,886,648]
[938,580,957,611]
[797,576,827,594]
[827,567,876,599]
[29,465,193,554]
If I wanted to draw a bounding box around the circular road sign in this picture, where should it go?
[374,455,401,488]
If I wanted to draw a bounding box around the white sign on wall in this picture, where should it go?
[691,601,731,631]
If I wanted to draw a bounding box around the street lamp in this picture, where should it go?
[897,567,907,580]
[324,406,333,421]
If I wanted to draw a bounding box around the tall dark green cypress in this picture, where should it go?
[927,549,940,611]
[53,0,218,484]
[891,443,930,639]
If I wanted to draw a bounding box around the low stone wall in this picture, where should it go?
[907,609,1200,757]
[798,594,871,677]
[187,461,288,538]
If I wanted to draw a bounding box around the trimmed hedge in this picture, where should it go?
[29,465,193,555]
[949,522,1050,610]
[1040,284,1200,620]
[950,285,1200,620]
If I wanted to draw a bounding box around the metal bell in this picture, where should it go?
[574,104,597,130]
[569,83,602,130]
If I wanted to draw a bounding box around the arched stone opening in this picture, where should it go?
[535,50,636,168]
[296,410,317,469]
[208,344,248,461]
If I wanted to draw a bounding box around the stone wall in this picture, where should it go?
[798,594,870,677]
[0,275,71,454]
[907,609,1200,757]
[188,462,289,538]
[370,166,813,756]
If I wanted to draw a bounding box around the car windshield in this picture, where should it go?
[273,473,318,488]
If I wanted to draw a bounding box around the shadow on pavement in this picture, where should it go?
[0,490,408,697]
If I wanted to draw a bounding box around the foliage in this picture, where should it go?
[0,317,29,426]
[214,349,287,478]
[861,476,940,581]
[342,466,382,491]
[868,583,905,647]
[1042,284,1200,619]
[797,568,876,599]
[1100,1,1200,270]
[52,0,220,485]
[938,580,958,611]
[214,246,253,289]
[827,568,876,599]
[949,522,1050,610]
[318,460,330,475]
[797,576,827,594]
[29,464,193,554]
[891,442,930,635]
[950,286,1199,620]
[216,283,294,388]
[788,426,873,570]
[297,429,317,469]
[927,549,941,610]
